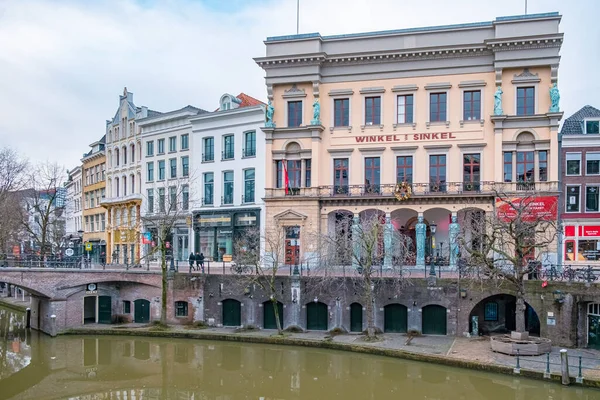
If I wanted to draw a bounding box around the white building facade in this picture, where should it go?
[138,106,207,262]
[64,166,82,239]
[190,93,266,262]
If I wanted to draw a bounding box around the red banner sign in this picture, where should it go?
[355,132,457,143]
[582,226,600,237]
[496,196,558,222]
[564,225,576,237]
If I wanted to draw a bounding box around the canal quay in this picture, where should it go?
[0,305,598,400]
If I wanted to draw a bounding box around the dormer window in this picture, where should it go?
[585,120,600,135]
[221,96,232,111]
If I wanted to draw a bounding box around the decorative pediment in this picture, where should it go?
[273,209,307,221]
[511,68,540,84]
[283,84,307,98]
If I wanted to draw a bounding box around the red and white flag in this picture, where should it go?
[283,160,290,195]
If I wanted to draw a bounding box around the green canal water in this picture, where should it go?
[0,306,598,399]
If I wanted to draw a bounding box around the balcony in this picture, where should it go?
[264,181,559,199]
[100,193,143,206]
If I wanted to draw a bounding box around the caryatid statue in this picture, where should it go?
[449,215,460,268]
[415,216,426,266]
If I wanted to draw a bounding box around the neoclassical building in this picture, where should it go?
[255,12,563,266]
[102,88,159,264]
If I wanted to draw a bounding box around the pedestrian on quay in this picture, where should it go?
[198,252,205,274]
[189,252,196,273]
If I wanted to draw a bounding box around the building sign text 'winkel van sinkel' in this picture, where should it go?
[355,132,457,143]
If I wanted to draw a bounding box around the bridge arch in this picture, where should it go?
[0,278,52,298]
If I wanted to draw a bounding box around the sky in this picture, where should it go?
[1,0,599,169]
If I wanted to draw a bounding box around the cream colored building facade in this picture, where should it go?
[256,13,563,265]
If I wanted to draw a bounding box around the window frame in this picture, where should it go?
[396,94,414,125]
[157,139,165,154]
[586,185,600,213]
[123,300,131,314]
[203,172,214,206]
[182,185,189,211]
[333,158,349,193]
[484,302,498,321]
[428,92,447,123]
[364,96,381,126]
[429,154,447,192]
[169,136,177,153]
[287,100,303,127]
[169,158,177,179]
[364,156,381,193]
[462,90,481,121]
[565,185,581,213]
[305,159,312,187]
[566,153,582,176]
[586,152,600,176]
[203,137,214,162]
[243,168,255,204]
[516,151,535,183]
[180,134,189,150]
[158,160,165,181]
[585,119,600,135]
[223,171,234,205]
[181,156,189,177]
[396,155,413,184]
[243,131,256,158]
[515,86,536,116]
[147,189,154,213]
[538,150,548,182]
[333,97,350,127]
[175,301,188,317]
[222,135,234,160]
[463,153,481,187]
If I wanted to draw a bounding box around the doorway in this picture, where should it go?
[223,299,241,326]
[134,299,150,323]
[384,303,407,333]
[263,301,284,330]
[589,303,600,350]
[422,305,447,335]
[98,296,112,324]
[83,296,96,324]
[306,302,328,331]
[350,303,363,332]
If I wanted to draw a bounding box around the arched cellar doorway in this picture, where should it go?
[469,294,540,336]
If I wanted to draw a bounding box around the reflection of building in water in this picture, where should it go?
[0,308,32,380]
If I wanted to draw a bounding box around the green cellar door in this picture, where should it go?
[263,301,284,330]
[589,315,600,350]
[134,299,150,323]
[422,305,447,335]
[222,299,241,327]
[98,296,112,324]
[350,303,363,332]
[307,302,328,331]
[384,304,407,333]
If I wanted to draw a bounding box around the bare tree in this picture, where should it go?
[313,212,413,339]
[232,226,288,334]
[20,162,67,258]
[0,147,28,254]
[459,191,558,335]
[140,177,193,324]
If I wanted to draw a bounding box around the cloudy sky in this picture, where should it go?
[1,0,598,169]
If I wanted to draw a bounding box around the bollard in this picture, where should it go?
[26,308,31,329]
[576,356,583,384]
[50,314,57,337]
[560,349,570,385]
[544,352,551,379]
[513,349,521,374]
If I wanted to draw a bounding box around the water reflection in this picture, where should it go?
[0,306,598,400]
[0,308,31,380]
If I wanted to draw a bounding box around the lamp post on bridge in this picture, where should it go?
[77,230,84,268]
[429,222,437,277]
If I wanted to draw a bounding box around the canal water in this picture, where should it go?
[0,306,598,399]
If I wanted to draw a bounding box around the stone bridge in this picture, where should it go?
[0,268,162,335]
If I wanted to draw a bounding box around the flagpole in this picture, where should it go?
[525,0,528,14]
[296,0,299,34]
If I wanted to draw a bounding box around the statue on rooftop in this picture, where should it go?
[549,83,560,113]
[265,101,275,128]
[494,87,503,116]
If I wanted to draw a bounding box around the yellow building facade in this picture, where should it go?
[81,138,107,262]
[256,13,563,266]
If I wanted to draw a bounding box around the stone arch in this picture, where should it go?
[0,279,52,298]
[512,128,540,142]
[468,293,540,336]
[281,139,303,151]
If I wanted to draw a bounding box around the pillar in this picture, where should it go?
[352,213,360,270]
[415,213,426,267]
[290,270,301,327]
[383,212,392,268]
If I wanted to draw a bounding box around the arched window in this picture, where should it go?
[123,176,127,196]
[130,174,135,194]
[115,177,120,197]
[115,148,120,167]
[221,96,231,111]
[122,146,127,165]
[130,144,135,163]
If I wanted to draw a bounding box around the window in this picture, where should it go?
[170,158,177,179]
[158,160,165,180]
[429,155,447,192]
[566,186,580,213]
[463,154,481,190]
[538,151,548,182]
[305,159,312,187]
[364,157,381,193]
[578,240,600,261]
[130,144,135,163]
[334,98,350,127]
[334,158,349,194]
[182,156,189,177]
[147,189,154,213]
[157,139,165,154]
[175,301,188,317]
[364,97,381,125]
[396,156,413,183]
[586,153,600,175]
[223,135,234,160]
[158,188,165,212]
[181,134,189,150]
[397,94,414,124]
[85,216,89,232]
[484,302,498,321]
[123,301,131,314]
[203,173,214,205]
[244,131,256,157]
[100,213,105,231]
[169,136,176,152]
[287,101,302,127]
[276,161,283,188]
[244,169,255,203]
[429,93,447,122]
[203,137,214,162]
[463,90,481,121]
[95,166,100,182]
[115,177,119,197]
[90,215,95,232]
[115,148,120,166]
[182,185,189,211]
[123,147,127,164]
[223,171,234,205]
[101,188,105,199]
[287,160,301,189]
[146,162,154,182]
[516,87,535,116]
[169,186,177,211]
[516,151,534,185]
[566,153,581,175]
[586,186,599,212]
[586,120,600,134]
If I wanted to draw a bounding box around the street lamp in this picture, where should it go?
[429,222,437,277]
[77,230,84,267]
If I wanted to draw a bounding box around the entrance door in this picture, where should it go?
[350,303,363,332]
[422,305,447,335]
[222,299,241,326]
[306,302,328,331]
[98,296,112,324]
[83,296,96,324]
[285,226,300,266]
[263,301,284,329]
[384,304,407,333]
[588,303,600,350]
[134,299,150,323]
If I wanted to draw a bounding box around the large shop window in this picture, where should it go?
[578,240,600,261]
[566,153,582,176]
[365,96,381,125]
[396,156,413,184]
[587,186,600,212]
[586,153,600,175]
[334,98,350,127]
[566,186,580,213]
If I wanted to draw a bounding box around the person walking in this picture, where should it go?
[198,252,205,274]
[188,252,196,273]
